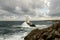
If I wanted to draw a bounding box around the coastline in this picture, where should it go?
[24,21,60,40]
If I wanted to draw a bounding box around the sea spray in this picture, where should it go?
[21,22,30,27]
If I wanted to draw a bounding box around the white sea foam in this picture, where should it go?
[36,25,51,29]
[12,22,51,29]
[1,21,51,40]
[12,22,30,27]
[21,22,30,27]
[0,24,50,40]
[0,32,29,40]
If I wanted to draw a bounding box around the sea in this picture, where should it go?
[0,21,57,40]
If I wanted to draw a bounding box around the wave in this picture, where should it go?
[21,22,30,27]
[12,21,51,29]
[0,23,51,40]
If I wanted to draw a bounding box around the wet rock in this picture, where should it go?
[24,22,60,40]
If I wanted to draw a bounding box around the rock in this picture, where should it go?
[24,22,60,40]
[27,23,36,27]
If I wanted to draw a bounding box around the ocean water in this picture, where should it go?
[0,21,56,40]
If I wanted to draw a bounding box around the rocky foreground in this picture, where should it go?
[24,22,60,40]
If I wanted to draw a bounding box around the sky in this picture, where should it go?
[0,0,60,21]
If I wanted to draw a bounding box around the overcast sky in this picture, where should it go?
[0,0,60,21]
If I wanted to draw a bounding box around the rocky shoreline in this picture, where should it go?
[24,22,60,40]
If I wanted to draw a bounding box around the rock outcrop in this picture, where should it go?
[24,22,60,40]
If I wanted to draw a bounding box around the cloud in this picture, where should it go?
[0,0,47,20]
[0,0,60,20]
[48,0,60,17]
